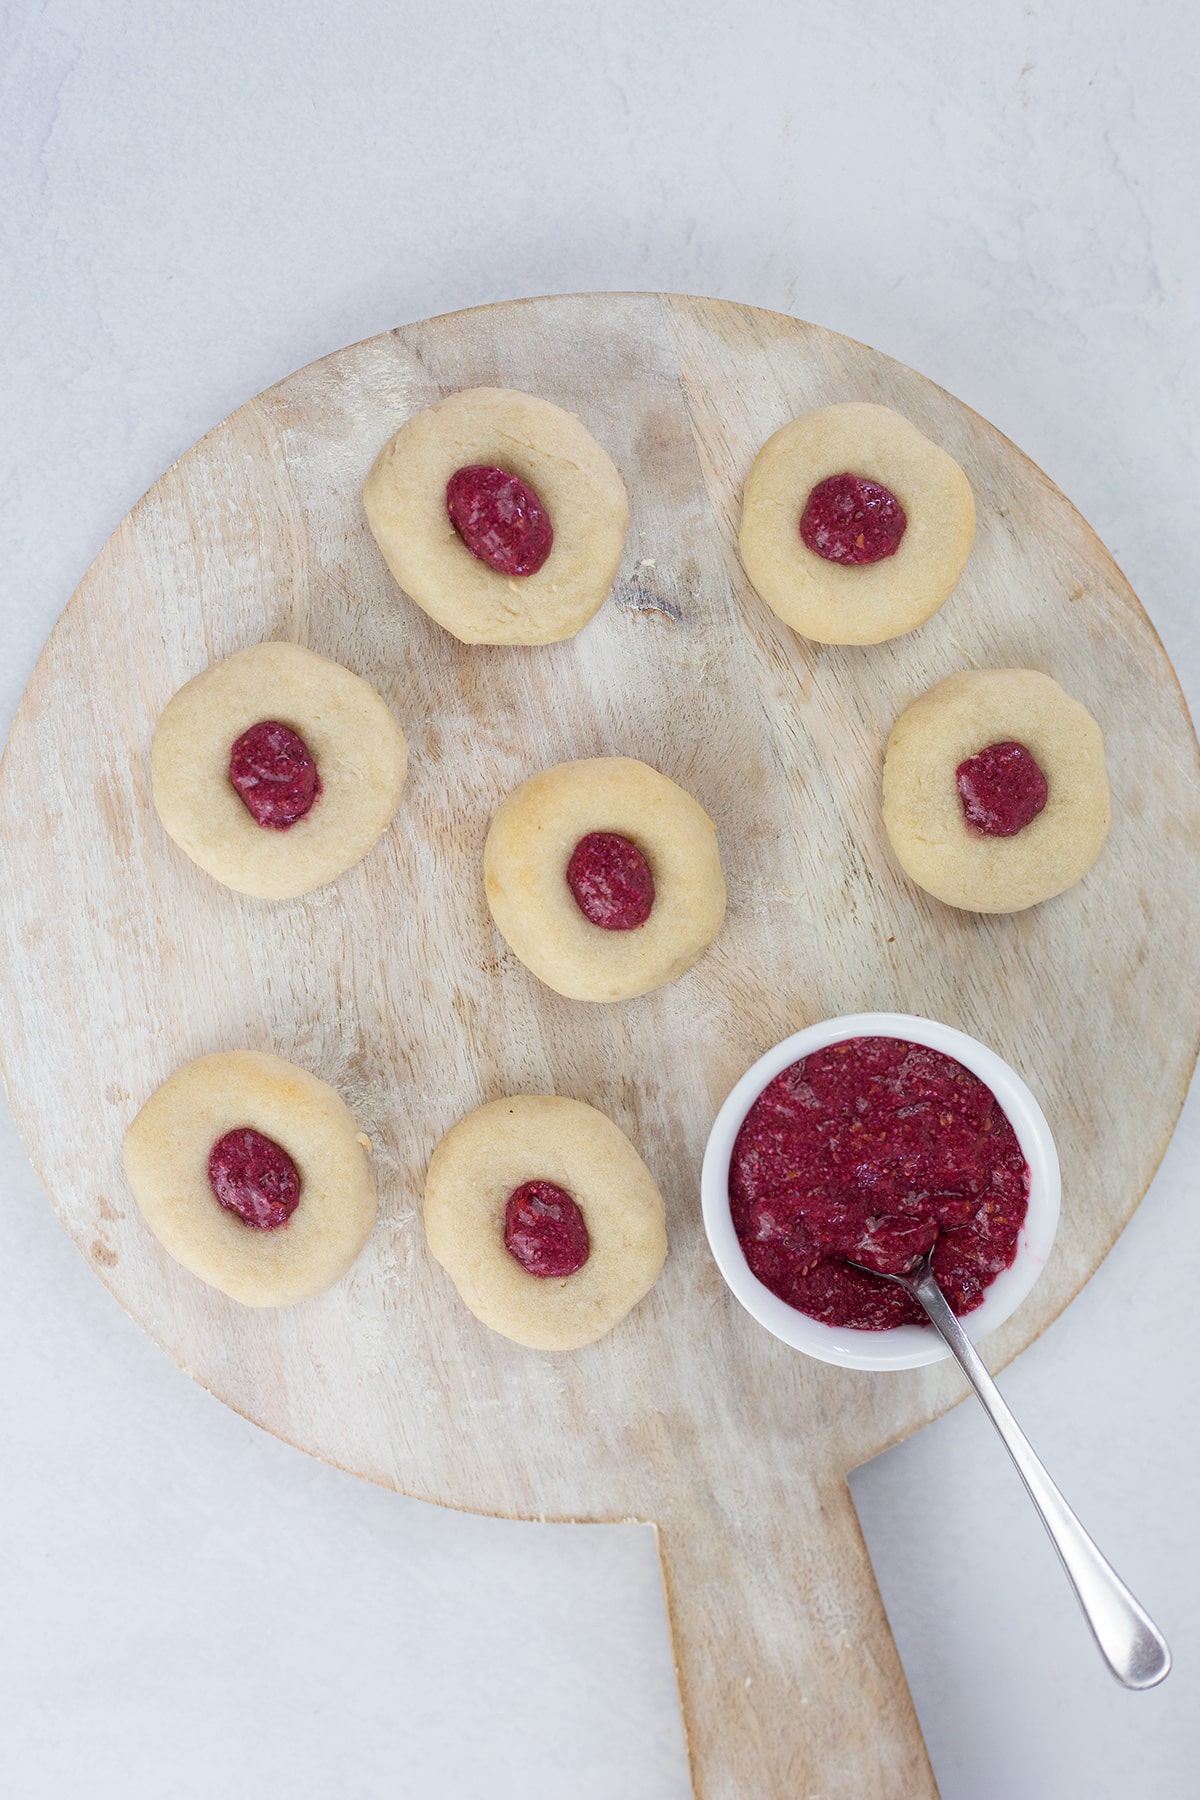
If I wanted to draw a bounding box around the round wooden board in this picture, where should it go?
[2,294,1198,1799]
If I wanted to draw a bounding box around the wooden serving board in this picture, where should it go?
[1,294,1197,1799]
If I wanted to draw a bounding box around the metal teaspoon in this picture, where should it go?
[852,1250,1172,1689]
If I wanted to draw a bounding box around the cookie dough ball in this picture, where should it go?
[362,387,629,645]
[738,402,975,645]
[424,1096,667,1350]
[484,757,726,1002]
[882,669,1109,913]
[151,641,408,899]
[123,1051,378,1306]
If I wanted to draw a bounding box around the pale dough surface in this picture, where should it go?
[738,401,976,644]
[484,756,726,1001]
[423,1095,668,1351]
[122,1051,378,1307]
[362,386,629,645]
[882,669,1110,912]
[151,641,408,899]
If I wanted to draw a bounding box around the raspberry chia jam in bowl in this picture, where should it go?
[701,1013,1060,1370]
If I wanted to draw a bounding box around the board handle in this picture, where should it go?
[651,1473,938,1800]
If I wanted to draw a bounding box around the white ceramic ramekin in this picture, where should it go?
[700,1012,1061,1371]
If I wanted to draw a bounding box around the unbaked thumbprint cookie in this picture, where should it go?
[739,401,975,645]
[151,641,408,899]
[882,669,1109,912]
[483,756,726,1001]
[423,1096,667,1350]
[363,387,629,645]
[123,1051,377,1306]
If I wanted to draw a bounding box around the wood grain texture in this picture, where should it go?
[1,293,1198,1800]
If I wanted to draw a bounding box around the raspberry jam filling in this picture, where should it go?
[956,740,1049,837]
[566,831,655,931]
[208,1128,301,1231]
[229,720,321,830]
[504,1180,590,1277]
[445,464,554,577]
[799,472,907,565]
[729,1037,1029,1330]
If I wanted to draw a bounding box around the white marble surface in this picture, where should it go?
[2,3,1197,1795]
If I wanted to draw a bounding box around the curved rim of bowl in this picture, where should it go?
[700,1012,1061,1371]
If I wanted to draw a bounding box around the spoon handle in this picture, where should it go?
[909,1264,1171,1689]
